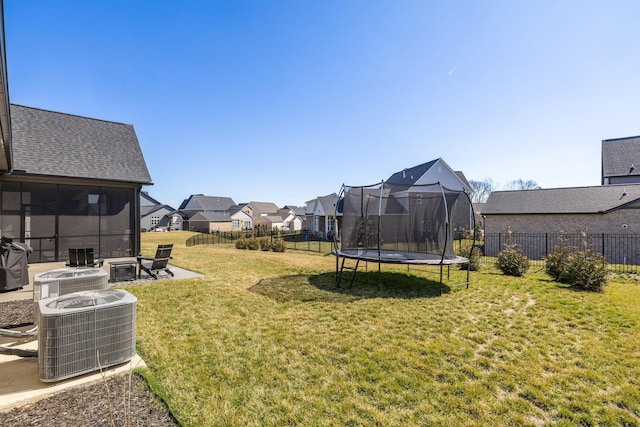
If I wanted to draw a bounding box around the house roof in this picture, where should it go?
[602,136,640,182]
[179,194,236,211]
[189,210,232,222]
[386,158,471,192]
[255,215,285,224]
[141,204,172,217]
[483,184,640,215]
[10,104,152,184]
[386,159,438,185]
[140,191,163,207]
[284,205,305,216]
[247,201,279,216]
[317,196,338,215]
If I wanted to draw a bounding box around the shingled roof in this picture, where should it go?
[483,184,640,215]
[602,136,640,183]
[179,195,236,212]
[10,104,152,184]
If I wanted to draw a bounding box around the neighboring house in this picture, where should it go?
[254,215,286,230]
[473,202,485,229]
[166,210,188,231]
[385,158,475,233]
[482,184,640,259]
[2,105,152,262]
[305,194,339,238]
[277,208,304,231]
[601,136,640,185]
[141,204,173,231]
[140,191,175,231]
[284,205,306,217]
[246,201,279,218]
[178,194,236,218]
[188,209,252,233]
[386,158,472,192]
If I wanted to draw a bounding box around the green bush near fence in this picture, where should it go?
[546,246,609,292]
[271,238,287,252]
[496,244,530,276]
[456,240,482,271]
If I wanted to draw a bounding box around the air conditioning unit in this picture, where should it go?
[38,289,137,382]
[33,267,108,324]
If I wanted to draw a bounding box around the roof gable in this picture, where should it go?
[10,105,152,184]
[483,184,640,215]
[140,191,164,207]
[179,194,236,211]
[386,158,470,191]
[602,136,640,182]
[247,201,279,216]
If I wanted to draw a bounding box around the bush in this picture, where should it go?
[564,250,608,291]
[545,245,574,281]
[246,237,260,250]
[545,242,609,291]
[260,237,271,251]
[457,241,481,271]
[496,245,529,276]
[235,236,248,249]
[271,238,287,253]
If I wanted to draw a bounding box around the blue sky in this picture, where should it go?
[5,1,640,208]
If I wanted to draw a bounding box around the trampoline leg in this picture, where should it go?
[439,264,443,296]
[466,261,470,289]
[349,259,360,289]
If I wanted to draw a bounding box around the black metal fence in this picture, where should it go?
[185,231,640,273]
[484,232,640,273]
[185,230,331,251]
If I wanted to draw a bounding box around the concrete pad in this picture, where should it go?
[0,332,146,412]
[0,260,203,412]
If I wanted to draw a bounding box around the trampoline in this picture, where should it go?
[333,180,475,293]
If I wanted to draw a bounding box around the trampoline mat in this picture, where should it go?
[334,250,469,265]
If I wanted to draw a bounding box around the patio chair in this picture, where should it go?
[137,244,174,279]
[66,248,104,268]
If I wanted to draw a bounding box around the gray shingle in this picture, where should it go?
[483,184,640,215]
[179,195,236,211]
[602,136,640,181]
[386,159,438,185]
[10,104,152,184]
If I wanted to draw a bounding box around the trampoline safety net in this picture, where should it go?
[335,181,474,263]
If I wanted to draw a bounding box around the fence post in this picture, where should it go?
[602,233,605,257]
[545,233,548,258]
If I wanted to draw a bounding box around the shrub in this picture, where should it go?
[235,236,248,249]
[563,249,609,292]
[496,245,529,276]
[260,237,271,251]
[457,241,481,271]
[246,237,260,250]
[545,245,574,281]
[271,238,287,253]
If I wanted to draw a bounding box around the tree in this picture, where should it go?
[469,178,496,203]
[504,179,541,190]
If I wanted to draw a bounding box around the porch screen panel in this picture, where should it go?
[100,187,134,257]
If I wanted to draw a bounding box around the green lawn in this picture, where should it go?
[129,232,640,426]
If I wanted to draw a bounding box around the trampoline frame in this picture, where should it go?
[333,181,475,294]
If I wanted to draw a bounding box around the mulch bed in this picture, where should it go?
[0,285,179,426]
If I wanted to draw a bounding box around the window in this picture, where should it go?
[232,219,240,229]
[151,216,160,227]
